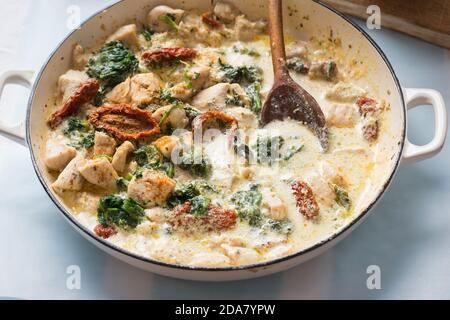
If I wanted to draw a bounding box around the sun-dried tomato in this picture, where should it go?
[88,104,160,140]
[356,97,377,117]
[291,180,319,219]
[48,79,100,128]
[141,47,198,64]
[94,224,117,239]
[201,12,222,28]
[167,202,237,234]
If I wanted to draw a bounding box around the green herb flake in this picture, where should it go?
[334,185,351,210]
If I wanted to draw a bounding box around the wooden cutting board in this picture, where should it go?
[321,0,450,49]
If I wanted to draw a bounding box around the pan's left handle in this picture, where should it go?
[0,70,34,146]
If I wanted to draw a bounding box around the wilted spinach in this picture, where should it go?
[97,195,145,229]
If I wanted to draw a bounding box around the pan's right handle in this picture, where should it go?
[0,70,34,146]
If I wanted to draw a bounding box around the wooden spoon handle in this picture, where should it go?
[268,0,288,81]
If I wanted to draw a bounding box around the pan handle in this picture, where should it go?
[402,88,447,163]
[0,70,34,146]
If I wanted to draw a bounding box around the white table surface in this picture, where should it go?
[0,0,449,300]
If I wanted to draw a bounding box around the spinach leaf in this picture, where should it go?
[230,184,263,227]
[87,41,139,87]
[246,82,262,114]
[264,219,294,235]
[219,59,262,84]
[68,132,95,150]
[189,195,211,216]
[63,116,90,135]
[133,145,174,178]
[97,195,145,229]
[167,181,216,208]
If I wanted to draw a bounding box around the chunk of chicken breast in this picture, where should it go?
[221,244,259,265]
[152,105,189,130]
[170,65,210,101]
[192,83,249,111]
[77,158,119,191]
[190,252,230,267]
[105,73,162,106]
[261,188,288,220]
[107,24,139,49]
[305,161,345,206]
[127,169,176,208]
[58,70,89,102]
[225,107,257,131]
[153,135,180,159]
[51,154,85,192]
[93,131,117,157]
[325,104,359,128]
[213,1,240,23]
[326,81,366,103]
[111,141,135,173]
[234,15,266,41]
[45,140,77,171]
[147,5,185,32]
[72,44,88,70]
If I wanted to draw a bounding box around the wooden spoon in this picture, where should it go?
[261,0,329,150]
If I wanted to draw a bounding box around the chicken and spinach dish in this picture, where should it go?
[43,2,386,267]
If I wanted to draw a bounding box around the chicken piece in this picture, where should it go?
[170,65,210,101]
[72,44,88,70]
[286,40,308,59]
[106,73,162,106]
[213,1,240,23]
[127,169,176,208]
[44,140,77,171]
[265,244,293,260]
[93,131,116,157]
[147,5,185,32]
[51,154,85,192]
[234,15,266,41]
[107,24,139,49]
[225,107,257,131]
[111,141,135,173]
[221,244,259,265]
[191,83,230,111]
[261,188,288,220]
[57,70,89,102]
[325,104,359,128]
[152,105,189,130]
[305,161,345,206]
[326,81,366,103]
[153,135,180,159]
[190,252,230,267]
[77,158,119,191]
